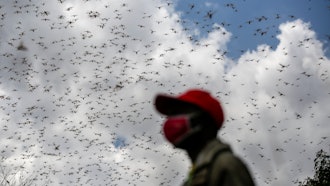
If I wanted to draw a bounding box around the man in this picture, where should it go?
[154,89,255,186]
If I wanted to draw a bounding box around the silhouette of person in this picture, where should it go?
[155,89,255,186]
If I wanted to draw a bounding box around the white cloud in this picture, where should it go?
[0,0,329,186]
[222,19,330,185]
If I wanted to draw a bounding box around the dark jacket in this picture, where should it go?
[183,139,255,186]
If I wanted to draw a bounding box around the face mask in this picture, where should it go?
[163,116,189,144]
[163,112,202,144]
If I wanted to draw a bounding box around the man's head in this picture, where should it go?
[155,89,224,147]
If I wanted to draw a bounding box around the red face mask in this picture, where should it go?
[163,116,190,144]
[163,112,202,144]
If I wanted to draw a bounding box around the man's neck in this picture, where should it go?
[186,138,212,163]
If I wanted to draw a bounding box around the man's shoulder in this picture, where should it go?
[195,139,232,167]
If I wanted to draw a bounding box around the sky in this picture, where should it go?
[174,0,330,59]
[0,0,329,186]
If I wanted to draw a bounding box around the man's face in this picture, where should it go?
[162,105,216,145]
[162,111,201,144]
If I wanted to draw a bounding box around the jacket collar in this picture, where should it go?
[194,138,231,167]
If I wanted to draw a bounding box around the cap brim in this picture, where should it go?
[155,94,199,116]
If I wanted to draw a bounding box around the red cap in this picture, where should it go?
[155,89,224,128]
